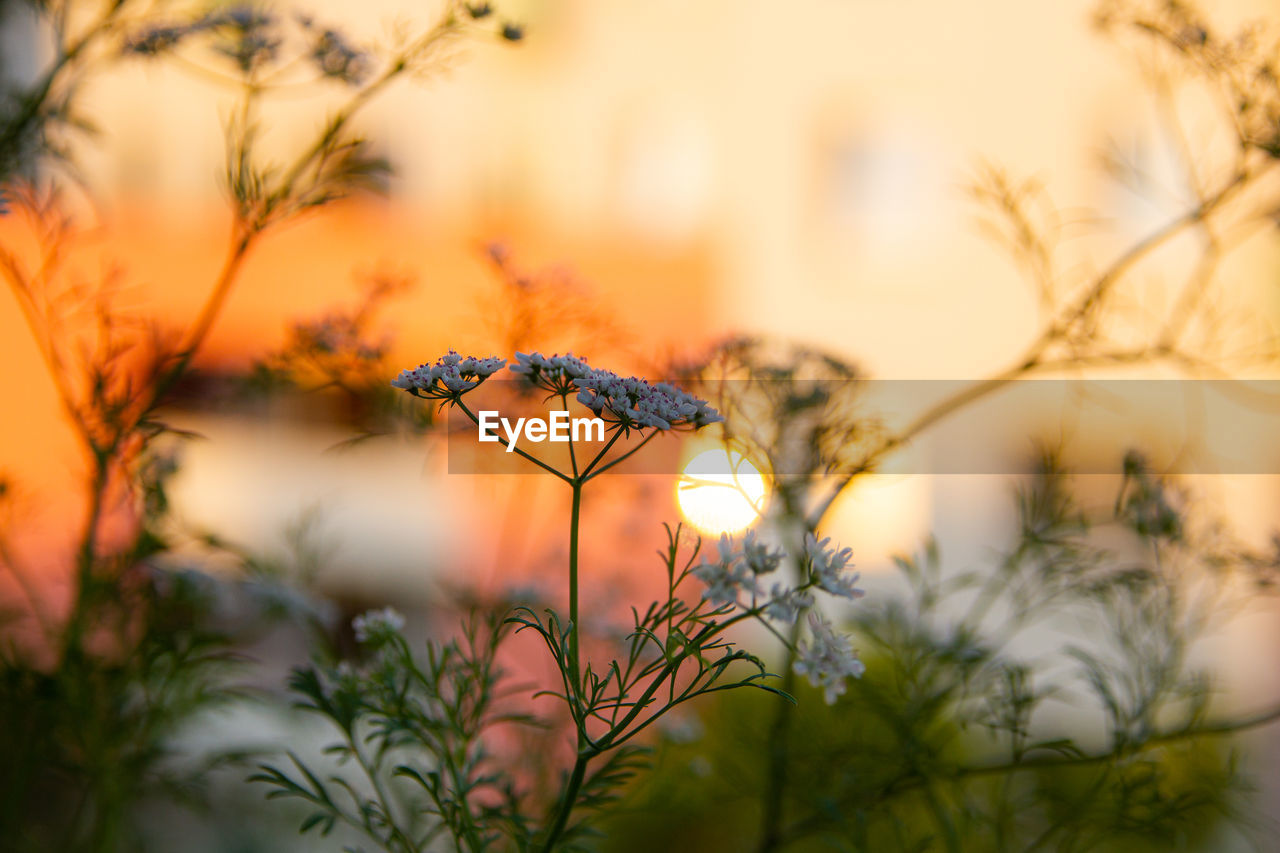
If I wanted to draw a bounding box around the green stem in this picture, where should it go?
[778,700,1280,847]
[594,611,757,750]
[921,779,962,853]
[0,2,124,174]
[347,727,420,853]
[582,429,659,481]
[271,10,463,202]
[801,165,1261,533]
[562,394,580,479]
[61,454,108,664]
[756,619,802,853]
[539,753,590,852]
[579,429,624,479]
[757,515,814,851]
[454,399,571,483]
[569,479,583,693]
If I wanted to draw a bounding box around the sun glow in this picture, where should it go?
[676,449,769,536]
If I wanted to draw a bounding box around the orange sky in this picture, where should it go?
[0,195,718,582]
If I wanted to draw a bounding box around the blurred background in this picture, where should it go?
[3,0,1280,850]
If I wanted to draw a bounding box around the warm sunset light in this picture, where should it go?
[6,0,1280,848]
[676,448,769,536]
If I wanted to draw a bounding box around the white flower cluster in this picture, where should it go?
[693,530,815,619]
[804,533,865,600]
[391,351,506,400]
[793,612,866,705]
[692,531,861,622]
[737,529,785,575]
[692,533,773,607]
[690,530,866,702]
[762,584,815,623]
[576,375,722,433]
[352,606,405,644]
[509,351,592,395]
[511,351,723,433]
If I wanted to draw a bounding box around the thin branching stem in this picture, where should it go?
[454,399,572,482]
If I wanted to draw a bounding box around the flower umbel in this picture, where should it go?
[575,372,722,434]
[391,350,506,403]
[510,351,592,396]
[508,350,723,434]
[793,612,865,704]
[691,530,863,625]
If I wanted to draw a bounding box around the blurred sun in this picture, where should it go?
[676,448,768,535]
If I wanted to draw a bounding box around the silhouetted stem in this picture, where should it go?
[539,753,589,852]
[568,480,582,692]
[756,618,802,853]
[454,400,572,483]
[776,701,1280,846]
[803,164,1260,531]
[583,429,658,481]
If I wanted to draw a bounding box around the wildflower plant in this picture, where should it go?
[250,610,539,851]
[255,351,866,849]
[478,243,624,358]
[667,0,1280,842]
[604,452,1280,852]
[4,0,1280,849]
[0,1,522,849]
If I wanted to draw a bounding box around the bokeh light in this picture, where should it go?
[676,448,768,536]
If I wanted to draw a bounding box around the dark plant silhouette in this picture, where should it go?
[0,2,521,849]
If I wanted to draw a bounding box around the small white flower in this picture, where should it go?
[511,351,591,379]
[715,532,736,563]
[693,561,760,608]
[399,349,721,430]
[805,533,865,600]
[352,606,405,643]
[692,531,788,610]
[574,368,721,434]
[692,534,761,607]
[793,612,865,704]
[391,351,505,401]
[511,351,593,396]
[762,583,815,623]
[739,529,784,575]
